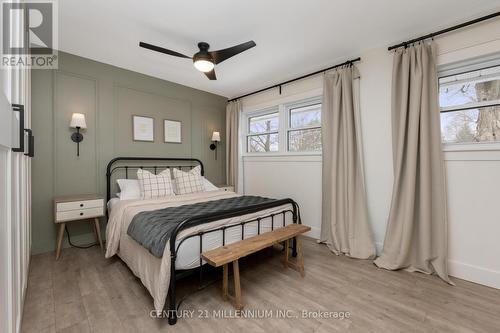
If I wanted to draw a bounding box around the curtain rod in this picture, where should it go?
[227,57,361,102]
[388,11,500,51]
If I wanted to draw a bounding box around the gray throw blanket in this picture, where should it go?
[127,195,279,258]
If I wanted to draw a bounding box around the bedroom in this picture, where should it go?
[1,0,500,332]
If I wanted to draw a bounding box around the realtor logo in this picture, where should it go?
[1,0,58,68]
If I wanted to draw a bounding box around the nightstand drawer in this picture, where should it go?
[56,207,104,222]
[57,199,104,212]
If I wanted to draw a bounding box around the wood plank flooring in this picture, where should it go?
[21,239,500,333]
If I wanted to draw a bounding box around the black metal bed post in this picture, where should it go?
[291,201,299,257]
[167,216,183,326]
[168,251,177,325]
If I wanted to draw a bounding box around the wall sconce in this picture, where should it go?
[70,113,87,156]
[210,131,221,160]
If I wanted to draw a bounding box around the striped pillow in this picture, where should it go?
[137,168,174,199]
[172,166,204,195]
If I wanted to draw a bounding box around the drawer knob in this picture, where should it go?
[80,212,84,216]
[80,203,84,207]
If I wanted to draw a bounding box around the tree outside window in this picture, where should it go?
[440,65,500,144]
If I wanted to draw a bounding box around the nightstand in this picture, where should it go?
[54,194,105,260]
[218,185,235,192]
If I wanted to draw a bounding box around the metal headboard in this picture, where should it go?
[105,157,204,203]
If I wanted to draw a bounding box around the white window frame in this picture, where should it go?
[285,97,322,153]
[245,106,280,154]
[438,54,500,152]
[242,96,322,156]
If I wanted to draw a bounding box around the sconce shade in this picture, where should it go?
[70,113,87,129]
[211,131,220,142]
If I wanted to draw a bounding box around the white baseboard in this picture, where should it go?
[448,260,500,290]
[304,225,320,239]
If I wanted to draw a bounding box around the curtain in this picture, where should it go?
[226,100,241,192]
[320,65,376,259]
[374,42,451,283]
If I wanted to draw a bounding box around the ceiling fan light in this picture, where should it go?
[194,59,214,72]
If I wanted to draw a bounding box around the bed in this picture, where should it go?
[104,157,301,325]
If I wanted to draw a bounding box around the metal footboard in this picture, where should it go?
[166,199,301,325]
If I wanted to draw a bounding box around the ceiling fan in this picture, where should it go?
[139,40,256,80]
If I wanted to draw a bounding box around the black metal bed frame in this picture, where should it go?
[106,157,301,325]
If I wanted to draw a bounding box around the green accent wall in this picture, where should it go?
[31,52,227,254]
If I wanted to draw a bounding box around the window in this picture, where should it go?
[244,97,322,154]
[247,111,279,152]
[287,102,322,152]
[439,64,500,144]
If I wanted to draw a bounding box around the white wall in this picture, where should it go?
[241,18,500,289]
[244,155,323,237]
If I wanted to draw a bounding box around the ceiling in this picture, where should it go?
[59,0,500,98]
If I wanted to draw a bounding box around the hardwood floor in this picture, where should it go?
[22,239,500,333]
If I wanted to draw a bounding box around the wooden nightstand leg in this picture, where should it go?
[94,218,104,251]
[56,223,66,260]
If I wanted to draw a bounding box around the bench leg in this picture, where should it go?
[233,260,242,310]
[296,237,305,277]
[286,237,305,278]
[223,264,228,301]
[222,260,243,310]
[282,239,289,269]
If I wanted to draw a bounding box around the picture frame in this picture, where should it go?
[164,119,182,143]
[132,115,154,142]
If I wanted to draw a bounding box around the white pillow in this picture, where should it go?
[202,177,219,191]
[172,166,204,195]
[137,169,175,199]
[171,175,218,193]
[116,179,141,200]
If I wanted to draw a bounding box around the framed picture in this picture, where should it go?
[164,119,182,143]
[132,115,154,142]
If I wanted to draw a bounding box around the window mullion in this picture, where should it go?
[289,125,322,131]
[247,131,279,136]
[279,104,287,153]
[440,100,500,113]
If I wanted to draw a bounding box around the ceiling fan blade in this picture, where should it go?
[210,41,256,64]
[139,42,191,59]
[204,69,217,80]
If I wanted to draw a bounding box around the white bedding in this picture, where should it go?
[107,197,121,212]
[105,190,294,312]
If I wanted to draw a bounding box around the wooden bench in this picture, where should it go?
[201,224,311,310]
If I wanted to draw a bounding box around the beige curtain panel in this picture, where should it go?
[374,42,451,283]
[226,100,241,192]
[320,65,376,259]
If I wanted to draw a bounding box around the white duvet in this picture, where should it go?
[105,190,293,312]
